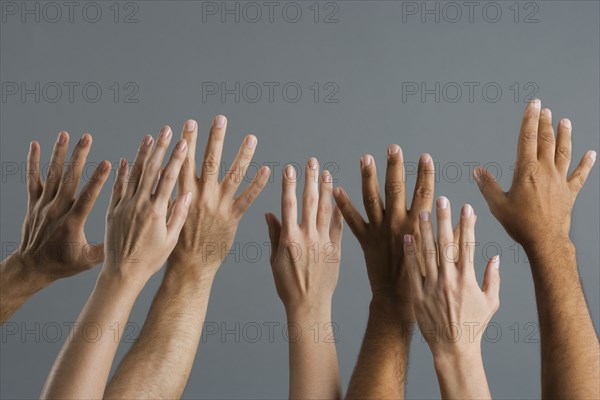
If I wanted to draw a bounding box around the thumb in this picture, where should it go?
[265,213,281,264]
[474,167,505,214]
[167,192,191,240]
[483,255,501,308]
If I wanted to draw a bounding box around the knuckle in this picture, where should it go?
[415,186,433,200]
[522,130,538,141]
[304,193,317,207]
[539,134,555,145]
[385,182,404,197]
[364,194,379,207]
[557,147,571,160]
[282,198,296,210]
[318,204,331,216]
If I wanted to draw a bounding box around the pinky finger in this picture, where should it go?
[70,161,111,223]
[233,166,271,218]
[568,150,596,194]
[109,158,128,209]
[27,141,43,205]
[166,192,192,239]
[403,234,424,300]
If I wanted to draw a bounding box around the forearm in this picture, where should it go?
[346,296,415,399]
[527,241,600,398]
[104,265,215,399]
[40,269,141,400]
[285,303,342,400]
[433,350,491,400]
[0,253,51,324]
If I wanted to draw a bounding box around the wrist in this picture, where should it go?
[1,252,53,295]
[370,293,415,321]
[433,347,483,374]
[523,237,574,262]
[98,263,148,295]
[285,301,332,323]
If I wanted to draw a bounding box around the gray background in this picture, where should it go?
[1,1,598,398]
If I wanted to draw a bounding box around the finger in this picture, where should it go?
[418,211,438,284]
[568,150,597,194]
[178,119,198,194]
[329,205,344,245]
[333,187,368,241]
[138,126,173,196]
[70,161,111,223]
[265,213,282,264]
[41,131,69,203]
[109,158,129,209]
[317,170,334,233]
[410,154,435,214]
[555,118,572,176]
[517,99,542,164]
[233,166,270,218]
[221,134,258,200]
[537,108,556,162]
[483,255,501,308]
[458,204,476,276]
[166,192,192,240]
[474,167,506,216]
[125,135,154,199]
[27,141,43,205]
[200,115,227,187]
[57,133,93,202]
[384,144,406,220]
[403,234,424,299]
[360,154,384,226]
[153,139,188,205]
[83,242,105,267]
[282,165,298,232]
[436,196,456,273]
[302,158,320,230]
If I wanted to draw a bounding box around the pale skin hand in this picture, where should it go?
[265,159,344,400]
[474,99,599,398]
[105,116,270,399]
[40,127,190,400]
[404,198,500,400]
[333,146,435,399]
[1,132,110,325]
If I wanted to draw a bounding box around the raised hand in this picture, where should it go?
[333,146,435,398]
[1,132,110,324]
[41,127,190,399]
[265,158,344,400]
[403,198,499,399]
[104,117,270,399]
[473,100,599,398]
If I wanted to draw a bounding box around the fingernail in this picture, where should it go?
[388,144,400,157]
[308,158,318,170]
[57,132,67,145]
[403,234,412,244]
[160,126,172,140]
[360,154,372,168]
[246,135,257,149]
[437,196,448,209]
[333,187,341,198]
[176,139,187,152]
[323,171,332,183]
[589,150,597,162]
[144,135,154,147]
[462,204,473,217]
[492,255,500,268]
[473,168,481,181]
[285,165,296,179]
[530,98,541,109]
[261,166,270,178]
[561,118,572,129]
[79,134,90,146]
[419,211,430,221]
[100,161,109,173]
[119,158,127,169]
[420,153,431,165]
[214,115,226,128]
[185,120,196,131]
[542,108,551,117]
[184,192,192,206]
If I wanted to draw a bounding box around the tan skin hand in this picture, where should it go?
[474,99,597,254]
[103,127,191,285]
[265,159,344,310]
[167,116,271,278]
[17,132,111,283]
[333,146,436,303]
[404,198,500,357]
